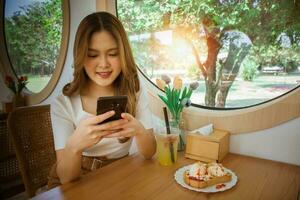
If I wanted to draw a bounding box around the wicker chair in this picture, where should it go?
[7,105,56,198]
[0,113,24,199]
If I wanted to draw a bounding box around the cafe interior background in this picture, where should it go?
[0,0,299,198]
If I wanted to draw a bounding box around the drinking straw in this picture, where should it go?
[163,107,175,163]
[163,107,171,134]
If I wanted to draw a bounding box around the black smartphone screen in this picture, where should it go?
[96,96,128,124]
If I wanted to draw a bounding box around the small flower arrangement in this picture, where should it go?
[5,75,28,95]
[156,75,199,126]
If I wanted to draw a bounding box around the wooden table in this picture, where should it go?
[33,153,300,200]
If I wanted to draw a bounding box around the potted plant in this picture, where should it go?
[156,75,199,151]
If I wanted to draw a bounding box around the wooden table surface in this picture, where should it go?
[33,153,300,200]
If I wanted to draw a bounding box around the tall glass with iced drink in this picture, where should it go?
[155,132,179,166]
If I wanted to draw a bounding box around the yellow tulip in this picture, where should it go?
[156,79,166,91]
[173,76,182,90]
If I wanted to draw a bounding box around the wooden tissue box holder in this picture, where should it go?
[185,129,229,163]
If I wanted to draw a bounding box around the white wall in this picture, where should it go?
[230,117,300,165]
[1,0,299,166]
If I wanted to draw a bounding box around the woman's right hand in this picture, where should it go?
[65,110,128,154]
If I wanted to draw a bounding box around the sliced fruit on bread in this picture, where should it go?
[184,162,232,189]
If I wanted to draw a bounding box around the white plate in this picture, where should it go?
[174,164,238,193]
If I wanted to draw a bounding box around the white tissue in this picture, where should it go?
[190,124,213,136]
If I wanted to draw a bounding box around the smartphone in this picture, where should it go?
[96,95,128,124]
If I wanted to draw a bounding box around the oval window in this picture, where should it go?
[117,0,300,109]
[4,0,63,94]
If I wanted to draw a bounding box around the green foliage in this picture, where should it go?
[5,0,62,76]
[118,0,300,69]
[241,57,258,81]
[158,85,192,125]
[118,0,300,63]
[120,0,300,46]
[251,45,300,72]
[277,47,300,72]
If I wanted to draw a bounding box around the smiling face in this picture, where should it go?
[66,12,139,115]
[83,30,122,91]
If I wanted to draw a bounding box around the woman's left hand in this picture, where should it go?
[103,113,145,138]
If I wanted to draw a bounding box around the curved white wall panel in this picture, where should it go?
[230,117,300,165]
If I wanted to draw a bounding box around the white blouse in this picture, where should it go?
[50,87,152,159]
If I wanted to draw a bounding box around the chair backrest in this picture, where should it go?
[7,105,56,198]
[0,112,24,198]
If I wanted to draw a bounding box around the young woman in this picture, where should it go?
[48,12,156,187]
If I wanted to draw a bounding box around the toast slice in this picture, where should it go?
[183,162,232,189]
[184,170,231,188]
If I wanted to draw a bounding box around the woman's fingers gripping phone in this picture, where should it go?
[84,110,115,125]
[94,118,128,133]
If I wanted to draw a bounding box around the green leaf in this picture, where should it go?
[186,88,193,98]
[158,94,172,112]
[171,88,177,113]
[174,89,180,112]
[165,87,173,112]
[181,86,187,99]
